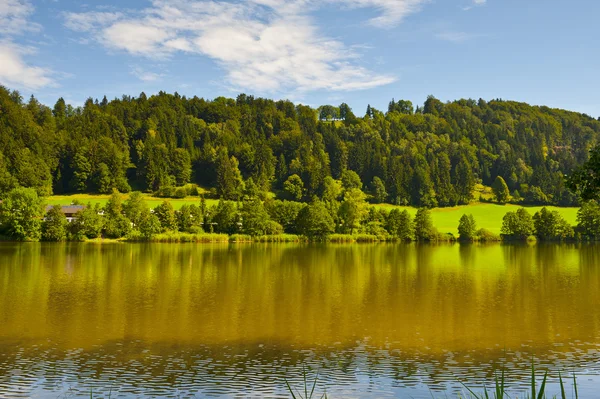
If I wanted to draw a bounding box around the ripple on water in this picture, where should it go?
[0,340,600,398]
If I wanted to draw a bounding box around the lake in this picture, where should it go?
[1,243,599,398]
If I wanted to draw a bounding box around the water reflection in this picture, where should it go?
[0,243,600,398]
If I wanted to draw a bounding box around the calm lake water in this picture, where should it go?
[1,243,600,398]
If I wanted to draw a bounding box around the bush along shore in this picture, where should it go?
[1,188,600,243]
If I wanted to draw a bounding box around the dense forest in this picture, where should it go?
[1,85,599,207]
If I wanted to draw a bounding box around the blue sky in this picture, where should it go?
[0,0,599,117]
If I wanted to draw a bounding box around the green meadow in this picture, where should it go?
[373,203,579,235]
[47,194,579,236]
[47,194,220,211]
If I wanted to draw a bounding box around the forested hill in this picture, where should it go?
[1,86,599,207]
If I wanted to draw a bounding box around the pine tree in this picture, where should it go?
[492,176,511,204]
[414,208,436,241]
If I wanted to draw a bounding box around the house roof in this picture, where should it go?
[45,205,86,214]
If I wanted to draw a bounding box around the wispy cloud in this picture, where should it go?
[130,66,165,82]
[63,0,429,94]
[63,11,123,32]
[0,0,40,34]
[330,0,426,27]
[463,0,487,11]
[0,0,54,89]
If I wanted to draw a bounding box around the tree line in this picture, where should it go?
[1,86,599,207]
[2,187,600,243]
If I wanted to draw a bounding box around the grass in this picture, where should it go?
[47,193,220,210]
[47,193,580,236]
[125,233,303,243]
[327,234,386,243]
[131,232,230,243]
[253,234,303,242]
[372,203,579,235]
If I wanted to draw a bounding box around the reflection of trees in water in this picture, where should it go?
[2,243,600,397]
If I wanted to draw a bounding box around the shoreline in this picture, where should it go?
[0,235,595,245]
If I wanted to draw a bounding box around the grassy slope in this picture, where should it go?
[47,194,579,236]
[372,203,579,235]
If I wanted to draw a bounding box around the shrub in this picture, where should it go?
[327,234,356,243]
[155,186,175,198]
[174,187,187,199]
[433,232,456,242]
[264,220,284,235]
[475,228,501,242]
[229,234,252,242]
[354,234,379,243]
[187,185,199,196]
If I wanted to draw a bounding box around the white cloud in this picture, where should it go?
[0,42,53,89]
[0,0,40,34]
[130,66,164,82]
[63,0,426,94]
[103,22,173,56]
[0,1,54,89]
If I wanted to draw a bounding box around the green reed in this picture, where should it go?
[286,362,580,399]
[285,366,328,399]
[458,366,578,399]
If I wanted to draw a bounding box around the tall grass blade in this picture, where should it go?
[536,370,548,399]
[309,371,319,399]
[531,359,536,399]
[495,368,506,399]
[494,373,499,399]
[558,371,567,399]
[284,378,298,399]
[303,365,308,399]
[573,373,578,399]
[458,380,483,399]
